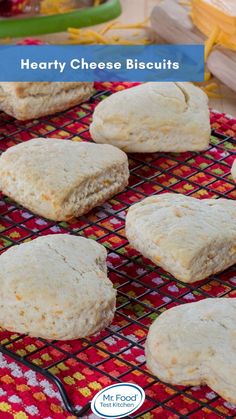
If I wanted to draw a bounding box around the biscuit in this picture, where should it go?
[0,138,129,221]
[0,234,116,340]
[0,82,94,120]
[126,193,236,282]
[146,298,236,404]
[90,82,210,153]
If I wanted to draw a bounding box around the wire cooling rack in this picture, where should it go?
[0,82,236,418]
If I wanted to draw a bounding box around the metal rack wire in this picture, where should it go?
[0,86,236,418]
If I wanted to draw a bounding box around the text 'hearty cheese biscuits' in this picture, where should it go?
[0,82,94,120]
[90,82,210,153]
[126,193,236,283]
[146,298,236,404]
[0,234,116,340]
[0,138,129,221]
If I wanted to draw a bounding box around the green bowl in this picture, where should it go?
[0,0,122,38]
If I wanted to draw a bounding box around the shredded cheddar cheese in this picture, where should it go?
[178,1,191,6]
[203,84,222,97]
[191,0,236,52]
[204,26,220,60]
[196,80,223,98]
[191,1,236,86]
[204,71,212,82]
[204,91,223,98]
[40,0,102,15]
[40,0,75,14]
[67,18,150,45]
[204,82,219,92]
[0,38,12,45]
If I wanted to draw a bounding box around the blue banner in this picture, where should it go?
[0,45,204,82]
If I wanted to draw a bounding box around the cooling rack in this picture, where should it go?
[0,82,236,418]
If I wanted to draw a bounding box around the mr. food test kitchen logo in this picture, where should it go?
[91,383,145,418]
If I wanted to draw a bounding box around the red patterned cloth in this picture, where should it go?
[0,0,27,16]
[0,82,235,418]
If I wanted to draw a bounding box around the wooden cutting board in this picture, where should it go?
[150,0,236,94]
